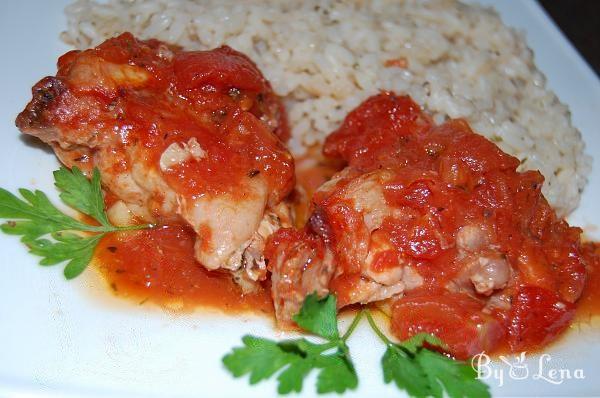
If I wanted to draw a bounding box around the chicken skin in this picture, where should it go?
[16,33,294,287]
[266,93,587,358]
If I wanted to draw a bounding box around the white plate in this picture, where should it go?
[0,1,599,397]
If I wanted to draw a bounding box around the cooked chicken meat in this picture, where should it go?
[16,33,294,285]
[266,228,335,325]
[267,93,587,358]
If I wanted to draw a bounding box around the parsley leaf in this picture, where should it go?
[293,293,339,339]
[276,357,312,393]
[54,167,111,227]
[224,300,489,397]
[0,187,93,238]
[401,333,445,354]
[366,311,490,398]
[223,336,296,384]
[24,232,105,279]
[315,351,358,393]
[223,293,359,395]
[382,344,430,397]
[416,349,489,398]
[0,167,152,278]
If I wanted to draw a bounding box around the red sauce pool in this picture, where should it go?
[94,225,273,314]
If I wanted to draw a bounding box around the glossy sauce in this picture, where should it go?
[94,153,600,316]
[91,150,339,312]
[23,33,295,227]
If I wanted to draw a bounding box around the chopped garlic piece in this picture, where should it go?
[159,138,207,171]
[187,137,207,160]
[160,142,191,171]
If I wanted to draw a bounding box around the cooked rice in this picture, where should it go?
[61,0,591,216]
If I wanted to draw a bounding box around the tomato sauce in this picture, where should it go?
[577,242,600,320]
[294,149,344,226]
[87,86,600,361]
[94,225,273,314]
[316,92,594,358]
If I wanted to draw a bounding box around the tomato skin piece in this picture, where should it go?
[391,293,504,359]
[329,273,365,308]
[323,92,432,167]
[174,46,265,92]
[508,286,575,351]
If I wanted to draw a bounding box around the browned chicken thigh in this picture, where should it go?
[16,33,294,289]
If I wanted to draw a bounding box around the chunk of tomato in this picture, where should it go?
[390,293,504,359]
[174,46,265,92]
[508,286,575,351]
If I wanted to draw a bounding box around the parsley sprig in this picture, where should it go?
[366,310,490,398]
[223,294,359,394]
[0,166,152,278]
[223,294,490,397]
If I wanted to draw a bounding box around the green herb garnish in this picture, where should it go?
[223,294,359,394]
[0,166,151,278]
[223,294,490,397]
[366,311,490,398]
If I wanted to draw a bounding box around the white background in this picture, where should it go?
[0,1,599,397]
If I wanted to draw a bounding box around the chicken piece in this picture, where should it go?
[455,224,490,252]
[16,33,294,285]
[468,256,511,296]
[265,228,335,326]
[449,224,512,296]
[267,92,588,357]
[268,167,424,324]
